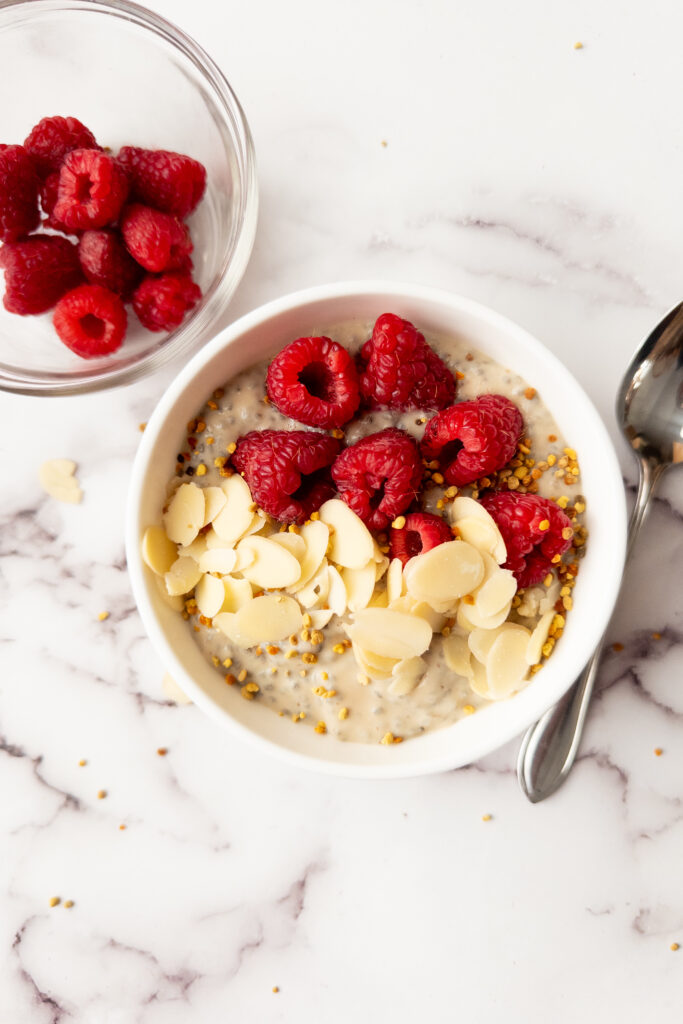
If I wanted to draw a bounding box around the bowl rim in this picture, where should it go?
[0,0,258,396]
[125,280,628,778]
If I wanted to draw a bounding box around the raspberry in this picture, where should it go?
[53,284,127,359]
[121,203,193,272]
[421,394,523,486]
[0,144,40,242]
[52,149,129,231]
[358,313,456,411]
[78,229,143,299]
[266,336,360,429]
[331,427,422,531]
[24,116,99,177]
[231,429,342,525]
[0,234,82,315]
[117,146,206,218]
[389,511,453,567]
[132,271,201,332]
[479,492,573,588]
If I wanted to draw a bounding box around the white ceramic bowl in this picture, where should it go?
[126,282,627,778]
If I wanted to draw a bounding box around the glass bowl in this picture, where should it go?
[0,0,257,396]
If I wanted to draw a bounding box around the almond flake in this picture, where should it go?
[201,486,227,526]
[526,610,555,665]
[269,531,306,560]
[236,535,301,589]
[443,632,473,677]
[180,534,209,562]
[486,628,531,698]
[347,608,432,660]
[198,548,237,575]
[309,608,334,629]
[212,611,253,648]
[326,565,347,616]
[295,558,330,609]
[351,641,397,680]
[404,540,484,607]
[450,497,506,563]
[195,573,228,618]
[341,562,376,613]
[319,498,374,569]
[474,569,517,619]
[386,557,405,604]
[388,655,426,695]
[468,622,529,665]
[457,598,512,632]
[221,575,254,612]
[39,459,83,504]
[163,482,205,546]
[164,555,202,596]
[153,572,185,612]
[236,594,303,644]
[288,520,330,592]
[212,474,254,544]
[141,526,177,576]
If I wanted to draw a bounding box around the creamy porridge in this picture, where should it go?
[142,317,587,744]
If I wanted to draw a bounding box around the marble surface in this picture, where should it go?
[2,0,683,1020]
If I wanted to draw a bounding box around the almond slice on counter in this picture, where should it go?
[326,564,347,616]
[195,573,228,618]
[347,607,432,661]
[141,525,177,576]
[202,486,227,526]
[238,535,302,589]
[487,627,531,698]
[162,671,192,704]
[212,611,253,648]
[269,531,307,560]
[386,557,405,604]
[163,482,206,546]
[468,622,529,665]
[388,655,427,696]
[295,558,330,609]
[309,608,334,629]
[180,533,209,563]
[474,568,517,619]
[221,575,254,613]
[212,474,255,544]
[526,610,555,665]
[198,547,238,575]
[443,632,473,678]
[319,498,374,569]
[235,594,303,643]
[164,555,202,596]
[404,540,484,607]
[39,458,83,504]
[341,562,377,613]
[288,519,329,592]
[153,573,185,612]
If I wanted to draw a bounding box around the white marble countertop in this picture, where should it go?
[2,1,683,1020]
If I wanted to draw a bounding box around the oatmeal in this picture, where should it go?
[142,316,586,744]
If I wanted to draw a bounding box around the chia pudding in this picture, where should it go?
[144,317,586,745]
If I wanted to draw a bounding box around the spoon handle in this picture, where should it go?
[517,457,665,803]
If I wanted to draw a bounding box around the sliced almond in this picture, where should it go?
[341,562,376,613]
[236,594,303,643]
[374,555,390,582]
[469,657,492,698]
[326,564,347,616]
[241,510,270,538]
[487,628,531,698]
[288,520,330,592]
[39,459,83,504]
[153,572,185,612]
[296,558,330,609]
[367,588,389,608]
[212,474,255,544]
[202,486,227,526]
[451,497,506,563]
[468,622,529,665]
[410,601,447,633]
[238,536,301,589]
[212,611,253,648]
[351,641,397,680]
[474,568,517,619]
[162,671,192,704]
[141,525,177,576]
[221,575,254,613]
[319,498,374,569]
[404,540,484,606]
[164,556,202,596]
[309,608,334,629]
[540,579,561,613]
[388,655,426,696]
[458,598,512,632]
[455,517,506,564]
[180,534,209,563]
[204,527,235,551]
[163,482,205,546]
[526,610,555,665]
[198,548,237,575]
[443,632,473,677]
[233,545,256,571]
[347,608,432,660]
[386,557,405,603]
[269,531,306,560]
[195,573,228,618]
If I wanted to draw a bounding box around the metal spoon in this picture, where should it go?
[517,301,683,803]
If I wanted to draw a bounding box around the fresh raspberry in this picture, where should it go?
[52,149,129,231]
[53,284,127,359]
[331,427,422,531]
[479,492,573,588]
[231,429,342,525]
[121,203,192,272]
[266,336,360,429]
[0,144,40,242]
[421,394,523,486]
[117,146,206,218]
[0,234,83,315]
[78,229,143,299]
[389,511,453,567]
[132,271,201,331]
[358,313,456,411]
[24,116,99,177]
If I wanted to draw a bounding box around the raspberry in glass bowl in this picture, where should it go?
[0,0,257,395]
